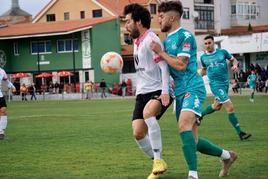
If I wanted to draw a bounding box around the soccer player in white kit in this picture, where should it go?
[124,4,173,179]
[0,68,15,140]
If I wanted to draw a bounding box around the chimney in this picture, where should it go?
[11,0,20,9]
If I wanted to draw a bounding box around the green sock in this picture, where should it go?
[196,138,223,157]
[201,104,215,117]
[228,112,241,135]
[180,131,197,171]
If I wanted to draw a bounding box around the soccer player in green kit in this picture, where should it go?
[247,70,257,102]
[198,35,251,141]
[150,1,237,178]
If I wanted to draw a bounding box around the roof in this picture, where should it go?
[0,17,116,39]
[1,7,31,17]
[221,25,268,35]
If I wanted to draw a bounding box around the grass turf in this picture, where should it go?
[0,95,267,178]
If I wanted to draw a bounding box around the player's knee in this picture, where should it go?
[213,104,222,111]
[0,108,7,115]
[133,130,146,140]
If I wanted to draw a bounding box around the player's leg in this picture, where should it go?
[132,96,154,159]
[132,119,153,158]
[223,100,251,140]
[196,137,238,177]
[249,87,255,102]
[144,99,163,160]
[144,92,172,177]
[179,111,198,179]
[0,99,7,140]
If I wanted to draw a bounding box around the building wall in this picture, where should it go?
[5,33,82,73]
[256,0,268,25]
[91,19,121,84]
[36,0,112,23]
[0,40,12,71]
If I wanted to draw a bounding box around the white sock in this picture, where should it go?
[221,149,231,160]
[135,135,154,159]
[145,116,162,160]
[189,171,198,179]
[0,116,7,134]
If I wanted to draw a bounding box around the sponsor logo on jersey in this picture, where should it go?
[184,92,190,98]
[182,43,190,52]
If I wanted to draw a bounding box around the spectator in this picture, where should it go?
[231,79,239,93]
[265,79,268,93]
[29,83,37,100]
[84,80,94,99]
[120,79,127,97]
[20,83,28,101]
[99,79,107,98]
[54,82,60,94]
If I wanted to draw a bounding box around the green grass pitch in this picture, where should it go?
[0,96,267,178]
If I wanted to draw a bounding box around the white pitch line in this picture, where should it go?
[9,109,132,120]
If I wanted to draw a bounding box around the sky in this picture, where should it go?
[0,0,51,17]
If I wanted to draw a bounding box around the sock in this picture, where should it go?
[180,131,197,171]
[145,117,162,160]
[201,104,215,117]
[135,135,154,159]
[0,116,7,134]
[228,112,241,135]
[220,149,231,160]
[196,138,223,157]
[189,171,198,179]
[251,92,254,99]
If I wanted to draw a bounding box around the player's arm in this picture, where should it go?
[230,57,239,72]
[150,41,188,71]
[157,60,170,106]
[2,72,16,90]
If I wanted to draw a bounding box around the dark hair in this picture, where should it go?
[204,35,214,41]
[123,3,151,29]
[158,1,183,18]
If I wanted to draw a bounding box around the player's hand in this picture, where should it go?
[11,87,16,92]
[158,93,170,106]
[150,41,162,54]
[231,65,238,73]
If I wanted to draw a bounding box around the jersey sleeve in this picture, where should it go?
[148,32,164,63]
[2,70,8,81]
[177,31,195,58]
[200,55,206,68]
[222,49,233,61]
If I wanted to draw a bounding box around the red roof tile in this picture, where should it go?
[0,17,116,39]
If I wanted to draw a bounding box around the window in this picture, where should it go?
[57,39,79,53]
[183,8,190,19]
[46,14,56,22]
[80,11,85,19]
[194,0,213,4]
[31,41,52,54]
[194,6,214,29]
[92,9,102,17]
[231,3,259,20]
[14,41,19,55]
[150,4,157,14]
[64,12,70,20]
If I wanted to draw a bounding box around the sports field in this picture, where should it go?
[0,95,267,178]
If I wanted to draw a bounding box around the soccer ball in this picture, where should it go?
[100,52,123,74]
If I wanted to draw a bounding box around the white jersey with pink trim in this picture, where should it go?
[134,30,164,95]
[0,68,8,97]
